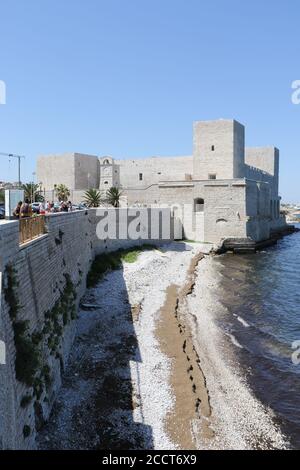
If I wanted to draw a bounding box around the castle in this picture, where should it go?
[37,119,287,247]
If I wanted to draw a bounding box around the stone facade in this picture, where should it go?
[37,119,286,245]
[193,119,245,180]
[36,153,99,193]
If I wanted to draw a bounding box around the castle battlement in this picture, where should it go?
[37,119,284,244]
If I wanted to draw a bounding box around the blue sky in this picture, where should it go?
[0,0,299,201]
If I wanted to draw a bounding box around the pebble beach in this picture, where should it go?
[38,242,289,450]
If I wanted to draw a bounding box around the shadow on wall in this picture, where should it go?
[37,256,152,449]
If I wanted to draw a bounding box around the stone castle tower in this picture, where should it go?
[193,119,245,180]
[99,156,121,191]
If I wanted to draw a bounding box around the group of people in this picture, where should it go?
[13,200,74,218]
[45,201,73,213]
[13,199,32,218]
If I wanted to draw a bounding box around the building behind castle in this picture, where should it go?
[37,119,286,246]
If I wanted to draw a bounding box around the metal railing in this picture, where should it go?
[19,216,46,245]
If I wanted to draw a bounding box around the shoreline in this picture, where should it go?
[37,242,289,450]
[186,255,289,450]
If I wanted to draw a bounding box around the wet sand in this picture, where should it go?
[156,253,214,449]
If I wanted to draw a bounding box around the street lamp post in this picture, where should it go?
[0,153,25,188]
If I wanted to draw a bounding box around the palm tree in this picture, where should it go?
[106,187,123,208]
[22,183,44,203]
[55,184,70,202]
[83,188,103,208]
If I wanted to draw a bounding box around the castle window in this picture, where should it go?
[194,198,204,212]
[209,174,216,180]
[211,145,215,151]
[139,173,143,181]
[103,159,110,165]
[104,181,109,185]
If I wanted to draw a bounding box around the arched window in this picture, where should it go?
[194,198,204,212]
[104,181,109,185]
[216,218,228,225]
[103,159,110,165]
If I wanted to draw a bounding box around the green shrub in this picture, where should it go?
[4,265,21,321]
[33,377,44,400]
[41,364,52,389]
[14,323,41,386]
[4,266,77,403]
[87,245,155,287]
[20,395,32,408]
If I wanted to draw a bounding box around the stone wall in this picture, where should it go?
[245,146,279,175]
[245,147,279,197]
[151,179,248,243]
[119,178,276,244]
[74,153,99,190]
[201,180,247,243]
[37,153,76,192]
[0,209,172,449]
[193,119,245,180]
[115,156,193,189]
[245,180,271,242]
[37,153,99,192]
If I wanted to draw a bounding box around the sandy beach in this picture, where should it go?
[38,242,289,450]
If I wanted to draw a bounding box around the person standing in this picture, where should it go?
[20,199,33,218]
[39,202,46,215]
[13,201,22,218]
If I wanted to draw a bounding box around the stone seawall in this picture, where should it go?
[0,209,172,449]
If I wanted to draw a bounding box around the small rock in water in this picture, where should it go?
[80,303,102,310]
